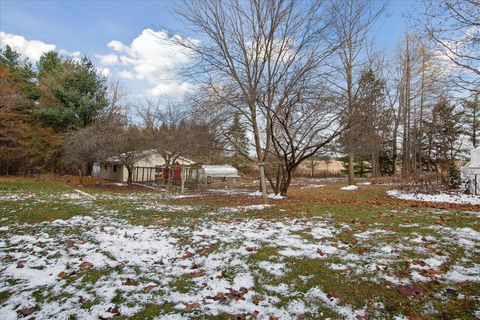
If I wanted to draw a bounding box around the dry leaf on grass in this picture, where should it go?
[17,307,35,316]
[395,284,423,297]
[184,302,200,311]
[79,261,93,269]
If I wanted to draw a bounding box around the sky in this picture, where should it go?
[0,0,420,100]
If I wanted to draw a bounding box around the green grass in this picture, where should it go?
[0,177,479,319]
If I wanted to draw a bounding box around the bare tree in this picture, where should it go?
[140,99,191,186]
[64,81,130,178]
[329,0,387,185]
[177,0,345,197]
[421,0,480,92]
[392,33,444,176]
[65,117,146,184]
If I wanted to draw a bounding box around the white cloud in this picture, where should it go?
[0,31,56,62]
[107,40,129,53]
[149,82,194,98]
[99,28,198,98]
[119,70,135,79]
[0,32,85,64]
[96,67,111,77]
[96,53,119,65]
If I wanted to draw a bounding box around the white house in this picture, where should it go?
[462,147,480,195]
[92,149,195,183]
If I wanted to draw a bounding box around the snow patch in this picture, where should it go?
[387,190,480,205]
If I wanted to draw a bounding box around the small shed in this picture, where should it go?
[462,147,480,194]
[200,165,240,183]
[92,149,195,183]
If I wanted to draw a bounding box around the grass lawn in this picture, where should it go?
[0,176,479,319]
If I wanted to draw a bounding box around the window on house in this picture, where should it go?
[113,165,117,172]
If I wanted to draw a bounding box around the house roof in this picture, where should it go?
[98,149,196,166]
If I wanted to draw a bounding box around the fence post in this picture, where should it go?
[181,166,185,194]
[196,167,200,189]
[473,174,477,195]
[259,162,268,204]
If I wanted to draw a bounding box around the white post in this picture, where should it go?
[181,166,185,194]
[259,162,268,204]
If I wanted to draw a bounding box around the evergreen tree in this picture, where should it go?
[35,52,108,132]
[0,45,37,101]
[464,94,479,148]
[226,112,249,167]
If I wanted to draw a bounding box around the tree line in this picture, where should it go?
[1,0,478,196]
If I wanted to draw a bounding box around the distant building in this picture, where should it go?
[461,147,480,195]
[92,149,195,183]
[198,165,240,183]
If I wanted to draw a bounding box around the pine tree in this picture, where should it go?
[227,112,249,167]
[35,52,108,132]
[464,94,479,148]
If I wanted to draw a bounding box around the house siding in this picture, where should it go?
[99,164,124,182]
[97,151,195,183]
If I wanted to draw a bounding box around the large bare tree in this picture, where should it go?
[328,0,386,185]
[177,0,345,197]
[421,0,479,92]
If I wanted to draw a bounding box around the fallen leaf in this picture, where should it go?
[230,314,246,320]
[181,251,194,259]
[184,302,200,311]
[400,268,411,276]
[395,284,423,297]
[357,247,370,255]
[143,284,157,292]
[412,260,427,267]
[79,261,93,269]
[420,269,443,277]
[327,290,340,300]
[153,259,164,265]
[57,271,69,279]
[191,271,205,278]
[123,278,139,286]
[17,307,35,316]
[16,261,25,268]
[207,292,226,301]
[67,239,75,248]
[445,288,457,297]
[406,312,423,320]
[107,306,121,316]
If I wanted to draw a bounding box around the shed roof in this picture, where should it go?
[202,165,239,177]
[98,149,195,166]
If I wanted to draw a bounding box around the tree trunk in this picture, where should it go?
[78,168,83,186]
[280,168,293,196]
[127,167,133,185]
[259,163,268,204]
[311,158,314,177]
[371,151,379,177]
[348,152,355,185]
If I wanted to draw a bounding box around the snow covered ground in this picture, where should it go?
[387,190,480,206]
[0,186,479,319]
[340,185,358,191]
